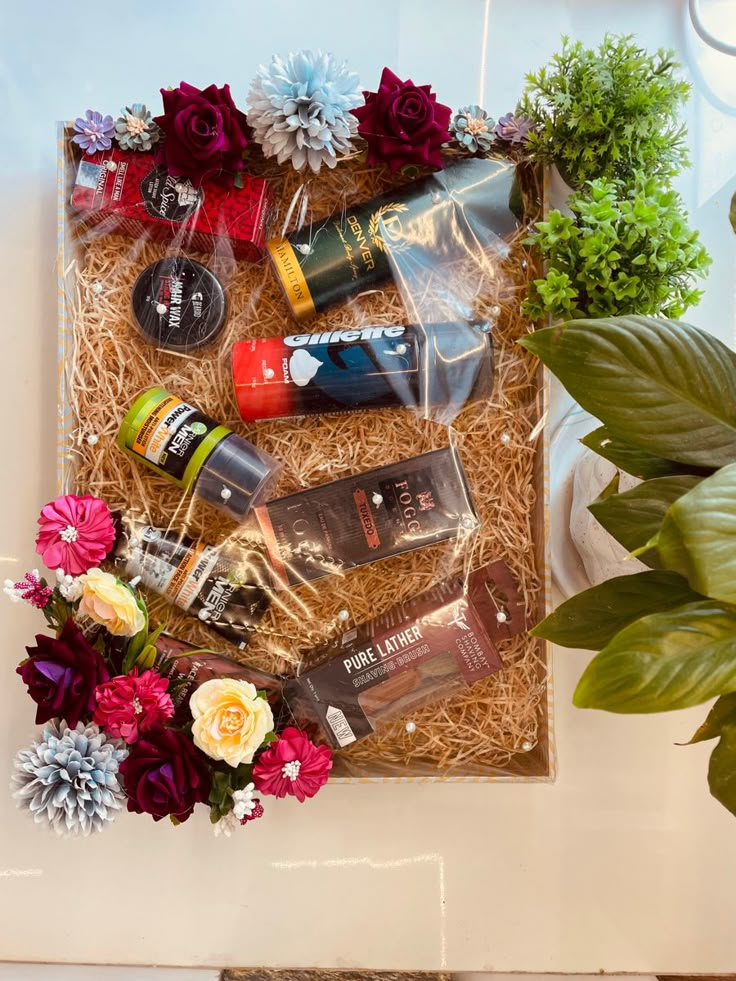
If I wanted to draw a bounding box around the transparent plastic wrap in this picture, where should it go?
[58,121,551,781]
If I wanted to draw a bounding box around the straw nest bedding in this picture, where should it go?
[63,150,548,778]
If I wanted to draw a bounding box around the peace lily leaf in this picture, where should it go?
[519,317,736,467]
[581,426,708,479]
[687,693,736,744]
[589,474,702,563]
[532,570,702,650]
[573,600,736,713]
[708,725,736,818]
[652,463,736,603]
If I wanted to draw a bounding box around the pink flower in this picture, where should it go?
[4,570,53,609]
[253,727,332,802]
[94,668,174,743]
[241,799,264,824]
[36,495,115,576]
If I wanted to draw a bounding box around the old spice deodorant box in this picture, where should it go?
[232,321,494,422]
[70,147,270,261]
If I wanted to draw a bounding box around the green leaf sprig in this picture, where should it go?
[523,177,710,322]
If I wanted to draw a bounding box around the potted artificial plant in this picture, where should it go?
[520,315,736,819]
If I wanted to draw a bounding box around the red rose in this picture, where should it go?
[120,727,211,823]
[17,620,109,729]
[154,81,249,187]
[353,67,451,173]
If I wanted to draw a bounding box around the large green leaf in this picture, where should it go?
[532,570,702,650]
[708,725,736,818]
[653,463,736,603]
[520,317,736,467]
[581,426,711,480]
[687,693,736,744]
[573,600,736,713]
[589,474,702,564]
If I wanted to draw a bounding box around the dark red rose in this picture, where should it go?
[17,620,109,729]
[154,81,249,187]
[120,727,211,823]
[353,67,451,173]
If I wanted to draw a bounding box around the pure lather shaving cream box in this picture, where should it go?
[285,561,527,748]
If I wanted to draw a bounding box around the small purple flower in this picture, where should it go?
[4,570,53,609]
[72,110,115,155]
[494,112,534,145]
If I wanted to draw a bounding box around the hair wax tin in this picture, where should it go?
[131,257,227,352]
[116,387,281,521]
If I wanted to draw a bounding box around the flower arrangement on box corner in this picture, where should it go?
[520,316,736,820]
[72,53,533,185]
[7,493,332,837]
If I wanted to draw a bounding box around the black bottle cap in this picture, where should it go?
[131,257,227,353]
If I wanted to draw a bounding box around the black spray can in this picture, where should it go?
[266,156,518,320]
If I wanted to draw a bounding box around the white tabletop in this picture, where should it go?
[1,0,735,971]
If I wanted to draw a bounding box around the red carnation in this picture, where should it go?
[253,727,332,803]
[353,67,451,173]
[94,668,174,743]
[154,81,249,187]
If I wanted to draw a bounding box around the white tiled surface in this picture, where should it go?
[1,0,735,972]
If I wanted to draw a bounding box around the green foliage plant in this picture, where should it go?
[522,176,710,322]
[518,33,690,187]
[520,316,736,819]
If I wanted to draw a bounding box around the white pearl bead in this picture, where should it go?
[156,303,167,315]
[500,432,511,445]
[220,487,232,501]
[338,609,349,622]
[105,160,117,172]
[264,368,275,380]
[405,721,417,734]
[86,433,99,446]
[522,740,534,752]
[496,610,508,623]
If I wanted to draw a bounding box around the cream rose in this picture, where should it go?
[77,568,146,637]
[190,679,274,768]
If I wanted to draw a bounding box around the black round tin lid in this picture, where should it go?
[131,257,227,353]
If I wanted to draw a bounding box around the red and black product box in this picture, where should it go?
[69,147,270,261]
[253,448,479,588]
[285,561,527,748]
